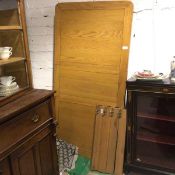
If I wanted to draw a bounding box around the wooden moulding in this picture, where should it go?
[0,26,22,30]
[19,0,33,88]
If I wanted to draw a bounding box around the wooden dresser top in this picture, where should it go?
[0,89,54,124]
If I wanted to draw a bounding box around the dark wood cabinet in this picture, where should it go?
[125,78,175,175]
[0,90,58,175]
[10,129,57,175]
[0,159,11,175]
[0,0,58,174]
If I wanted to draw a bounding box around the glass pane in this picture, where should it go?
[0,30,26,58]
[0,0,20,26]
[134,94,175,172]
[0,61,29,98]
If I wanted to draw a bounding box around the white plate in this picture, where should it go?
[133,74,168,80]
[0,82,18,90]
[0,85,19,96]
[0,82,17,87]
[134,72,159,78]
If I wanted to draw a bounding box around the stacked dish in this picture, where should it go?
[133,71,167,81]
[0,82,19,97]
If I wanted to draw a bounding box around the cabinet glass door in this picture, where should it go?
[0,0,20,27]
[0,30,26,57]
[134,93,175,172]
[0,0,30,101]
[0,61,29,98]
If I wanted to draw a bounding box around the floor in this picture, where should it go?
[62,172,109,175]
[61,172,108,175]
[67,155,110,175]
[88,172,110,175]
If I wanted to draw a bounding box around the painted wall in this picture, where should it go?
[24,0,175,90]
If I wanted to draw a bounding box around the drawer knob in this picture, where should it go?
[32,113,40,123]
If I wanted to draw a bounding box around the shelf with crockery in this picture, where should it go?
[0,75,27,100]
[0,81,20,97]
[0,60,29,99]
[0,30,26,65]
[0,87,27,99]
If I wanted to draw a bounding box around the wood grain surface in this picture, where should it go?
[91,107,119,173]
[54,1,133,163]
[114,109,127,175]
[0,89,54,123]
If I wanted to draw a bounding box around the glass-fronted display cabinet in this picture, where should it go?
[125,78,175,175]
[0,0,32,105]
[0,1,58,174]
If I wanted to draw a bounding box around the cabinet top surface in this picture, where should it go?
[126,77,175,88]
[0,89,54,124]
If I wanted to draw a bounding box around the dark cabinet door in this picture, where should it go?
[0,159,11,175]
[38,133,58,175]
[10,127,58,175]
[11,148,37,175]
[126,91,175,174]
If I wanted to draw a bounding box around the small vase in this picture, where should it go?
[170,56,175,82]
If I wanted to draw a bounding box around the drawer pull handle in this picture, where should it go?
[96,105,107,117]
[53,120,59,127]
[32,114,40,123]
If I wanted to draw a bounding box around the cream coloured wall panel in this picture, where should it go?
[24,0,175,89]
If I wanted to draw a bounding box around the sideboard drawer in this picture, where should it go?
[0,100,51,156]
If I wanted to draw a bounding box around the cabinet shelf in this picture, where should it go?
[137,131,175,146]
[0,26,22,30]
[136,139,175,171]
[137,112,175,123]
[136,153,175,171]
[0,57,25,66]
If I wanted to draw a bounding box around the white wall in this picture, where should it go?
[24,0,175,90]
[129,0,175,77]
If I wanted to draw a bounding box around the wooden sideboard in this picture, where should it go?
[0,89,58,175]
[0,1,59,174]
